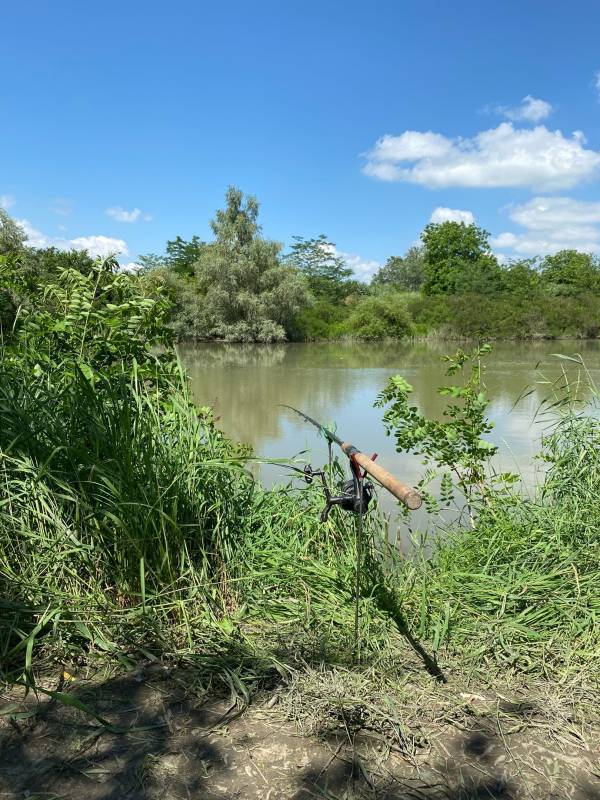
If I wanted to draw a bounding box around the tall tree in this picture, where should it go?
[286,234,353,301]
[420,222,499,295]
[165,235,205,277]
[138,235,205,276]
[193,187,309,342]
[371,246,425,292]
[0,209,26,254]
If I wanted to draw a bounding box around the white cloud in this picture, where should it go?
[69,235,129,258]
[596,71,600,99]
[430,207,475,225]
[106,206,152,223]
[363,123,600,190]
[106,207,141,223]
[497,95,553,123]
[17,219,129,258]
[17,220,50,249]
[0,194,16,209]
[341,251,381,281]
[491,197,600,256]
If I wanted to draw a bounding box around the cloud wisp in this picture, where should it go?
[363,123,600,191]
[50,198,72,216]
[0,194,16,209]
[492,197,600,256]
[493,95,553,123]
[106,206,152,223]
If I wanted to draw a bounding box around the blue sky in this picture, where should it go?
[2,0,600,278]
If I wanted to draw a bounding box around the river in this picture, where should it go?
[179,341,600,534]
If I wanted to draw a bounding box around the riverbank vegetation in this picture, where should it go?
[3,191,600,345]
[143,188,600,342]
[1,256,598,740]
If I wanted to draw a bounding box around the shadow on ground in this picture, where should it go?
[1,666,599,799]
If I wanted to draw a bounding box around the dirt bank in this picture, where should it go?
[1,664,598,799]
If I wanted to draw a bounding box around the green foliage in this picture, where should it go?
[421,221,499,295]
[165,234,205,276]
[10,256,173,383]
[290,299,351,340]
[405,291,600,340]
[371,246,425,292]
[193,187,310,342]
[0,257,373,680]
[499,258,540,295]
[377,344,502,508]
[1,247,97,337]
[343,293,414,339]
[400,408,600,675]
[540,249,600,295]
[140,267,205,340]
[286,234,353,302]
[138,236,205,278]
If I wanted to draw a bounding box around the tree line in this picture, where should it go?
[2,186,600,342]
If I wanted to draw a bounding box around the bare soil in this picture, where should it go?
[1,665,599,799]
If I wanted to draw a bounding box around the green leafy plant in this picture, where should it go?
[376,344,515,515]
[10,255,173,386]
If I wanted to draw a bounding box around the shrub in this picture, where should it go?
[343,293,414,339]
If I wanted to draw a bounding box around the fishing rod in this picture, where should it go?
[283,405,422,512]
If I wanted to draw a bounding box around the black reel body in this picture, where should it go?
[303,465,374,522]
[338,478,374,514]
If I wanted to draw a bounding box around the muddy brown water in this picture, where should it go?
[180,341,600,533]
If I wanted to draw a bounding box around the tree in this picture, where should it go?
[165,235,205,277]
[371,246,425,291]
[138,235,205,277]
[540,250,600,295]
[0,209,26,254]
[137,253,167,271]
[1,246,97,336]
[421,222,499,295]
[286,234,353,301]
[500,258,540,295]
[193,187,310,342]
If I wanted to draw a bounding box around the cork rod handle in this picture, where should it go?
[340,443,422,510]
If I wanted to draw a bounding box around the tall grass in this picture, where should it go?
[390,381,600,681]
[0,354,372,683]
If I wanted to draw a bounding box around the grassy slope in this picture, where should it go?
[1,351,598,699]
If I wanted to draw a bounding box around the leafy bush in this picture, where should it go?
[343,293,414,339]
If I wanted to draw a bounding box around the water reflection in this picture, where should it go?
[179,341,600,527]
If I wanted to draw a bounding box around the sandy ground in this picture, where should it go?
[1,666,599,800]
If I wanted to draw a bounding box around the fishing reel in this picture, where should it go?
[303,464,374,523]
